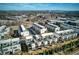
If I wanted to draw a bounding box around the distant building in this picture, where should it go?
[0,25,6,33]
[3,27,10,34]
[0,25,10,40]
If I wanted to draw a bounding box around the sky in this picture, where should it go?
[0,3,79,11]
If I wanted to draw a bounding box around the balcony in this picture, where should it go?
[12,41,20,45]
[2,43,11,48]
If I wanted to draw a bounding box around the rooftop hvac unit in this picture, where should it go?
[34,35,40,40]
[37,41,42,47]
[43,40,48,46]
[48,39,53,44]
[53,38,58,42]
[31,43,36,50]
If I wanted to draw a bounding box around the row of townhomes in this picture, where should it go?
[0,17,79,55]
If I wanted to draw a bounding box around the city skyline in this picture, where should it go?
[0,3,79,11]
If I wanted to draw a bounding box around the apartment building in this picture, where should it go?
[11,38,21,54]
[0,38,21,55]
[46,23,60,32]
[18,24,29,37]
[56,29,77,40]
[20,35,35,51]
[32,23,47,34]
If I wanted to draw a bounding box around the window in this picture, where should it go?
[2,43,9,47]
[3,49,8,51]
[5,51,10,54]
[13,42,17,44]
[15,49,20,52]
[12,41,19,45]
[0,45,1,49]
[13,47,17,49]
